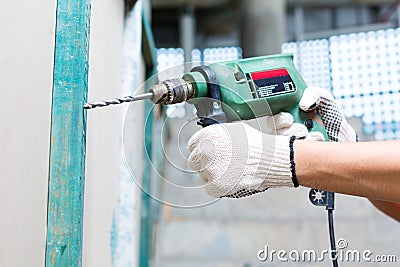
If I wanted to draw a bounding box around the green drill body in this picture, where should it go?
[181,53,328,140]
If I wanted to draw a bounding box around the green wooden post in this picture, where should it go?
[46,0,91,266]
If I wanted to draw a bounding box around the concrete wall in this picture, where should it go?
[240,0,286,57]
[0,0,138,266]
[0,1,56,266]
[287,5,380,41]
[84,0,125,266]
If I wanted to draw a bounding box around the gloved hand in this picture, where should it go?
[244,112,323,141]
[300,86,357,142]
[187,87,357,198]
[187,122,297,198]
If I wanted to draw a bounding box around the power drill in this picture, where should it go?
[85,53,327,140]
[85,53,339,267]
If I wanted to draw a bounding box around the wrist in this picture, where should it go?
[292,140,313,188]
[257,135,294,188]
[289,136,299,187]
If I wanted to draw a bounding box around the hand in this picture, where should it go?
[187,122,296,198]
[244,112,324,141]
[300,86,357,142]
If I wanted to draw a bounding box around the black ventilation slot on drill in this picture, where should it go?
[246,73,258,99]
[190,65,227,127]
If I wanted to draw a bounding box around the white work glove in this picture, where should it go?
[244,112,324,141]
[300,86,357,142]
[187,122,297,198]
[187,111,323,198]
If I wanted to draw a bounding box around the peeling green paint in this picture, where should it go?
[46,0,91,266]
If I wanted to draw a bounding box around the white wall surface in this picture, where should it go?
[0,1,56,266]
[84,1,150,267]
[84,0,126,266]
[0,1,138,266]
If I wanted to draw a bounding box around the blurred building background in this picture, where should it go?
[151,1,400,267]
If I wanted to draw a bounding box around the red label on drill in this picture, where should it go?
[251,68,296,98]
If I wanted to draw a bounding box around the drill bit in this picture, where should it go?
[84,92,154,109]
[84,78,194,110]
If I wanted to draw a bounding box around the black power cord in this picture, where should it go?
[309,189,339,267]
[328,210,338,267]
[327,192,339,267]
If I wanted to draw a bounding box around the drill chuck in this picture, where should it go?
[149,78,194,105]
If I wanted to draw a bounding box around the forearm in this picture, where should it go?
[294,140,400,202]
[369,199,400,222]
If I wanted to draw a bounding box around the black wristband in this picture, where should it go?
[289,136,299,187]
